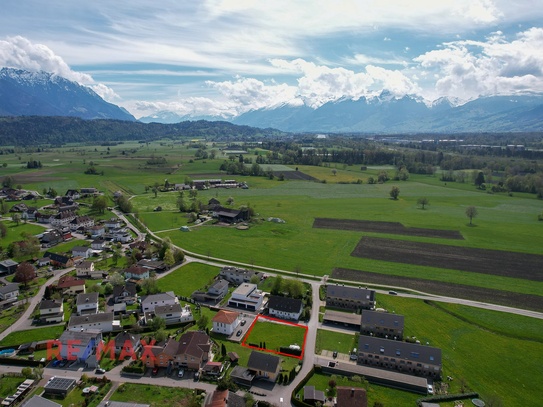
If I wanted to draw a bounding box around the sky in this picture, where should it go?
[1,0,543,119]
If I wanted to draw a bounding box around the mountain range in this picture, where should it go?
[1,67,542,133]
[0,67,135,121]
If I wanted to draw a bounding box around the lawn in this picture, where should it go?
[0,376,24,398]
[0,303,28,335]
[0,325,65,347]
[156,262,219,297]
[243,316,307,357]
[315,329,358,355]
[110,383,201,407]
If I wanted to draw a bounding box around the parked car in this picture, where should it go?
[427,384,434,394]
[333,350,338,358]
[152,367,158,376]
[236,329,242,337]
[52,360,60,367]
[194,371,200,381]
[178,368,184,378]
[59,360,67,367]
[95,368,106,374]
[240,320,246,326]
[389,290,398,295]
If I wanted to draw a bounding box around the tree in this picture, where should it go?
[163,248,175,266]
[465,206,478,225]
[389,186,400,200]
[154,328,168,342]
[474,171,485,188]
[0,222,7,238]
[117,195,133,213]
[221,343,227,357]
[417,197,429,209]
[92,195,108,214]
[103,283,114,295]
[141,277,159,295]
[149,316,166,331]
[11,213,21,226]
[21,367,33,379]
[33,365,44,380]
[197,315,209,330]
[271,275,283,295]
[14,262,36,287]
[109,272,125,286]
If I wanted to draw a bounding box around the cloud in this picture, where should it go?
[132,97,236,118]
[414,27,543,100]
[0,36,119,101]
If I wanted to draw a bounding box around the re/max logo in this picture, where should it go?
[46,338,157,362]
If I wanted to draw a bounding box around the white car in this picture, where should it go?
[178,368,184,378]
[427,384,434,394]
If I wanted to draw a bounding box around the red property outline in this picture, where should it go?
[241,314,308,360]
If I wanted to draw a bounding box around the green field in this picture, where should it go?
[315,329,358,355]
[244,317,306,355]
[0,325,65,347]
[156,262,219,297]
[110,382,200,407]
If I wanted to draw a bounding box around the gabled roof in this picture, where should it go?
[141,291,176,304]
[361,309,404,329]
[336,386,368,407]
[247,351,280,373]
[358,336,442,366]
[212,310,239,325]
[177,331,210,359]
[303,386,326,403]
[155,303,183,315]
[268,295,303,314]
[326,284,375,302]
[0,283,19,295]
[124,265,148,276]
[59,329,101,343]
[112,283,137,297]
[57,275,85,288]
[44,252,72,265]
[69,312,114,326]
[76,292,99,306]
[114,331,141,348]
[39,299,62,310]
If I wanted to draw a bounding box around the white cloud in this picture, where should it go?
[0,36,119,102]
[414,27,543,100]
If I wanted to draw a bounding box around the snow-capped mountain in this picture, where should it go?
[232,93,543,133]
[138,111,226,124]
[0,67,135,121]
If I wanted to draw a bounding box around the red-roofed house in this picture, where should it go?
[56,275,86,295]
[212,310,240,336]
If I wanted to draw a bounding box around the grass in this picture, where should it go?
[315,329,358,355]
[0,303,28,335]
[44,379,112,407]
[156,262,219,297]
[110,383,198,407]
[244,316,307,354]
[0,376,24,398]
[0,325,65,347]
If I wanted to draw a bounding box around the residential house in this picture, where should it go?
[58,329,102,363]
[22,395,62,407]
[154,303,193,324]
[56,275,85,295]
[192,279,229,303]
[55,196,76,207]
[336,387,368,407]
[72,246,93,259]
[50,211,77,228]
[137,259,169,273]
[91,239,106,250]
[212,310,240,336]
[39,299,64,323]
[247,351,281,382]
[21,207,38,221]
[114,331,141,357]
[9,203,28,212]
[204,390,244,407]
[111,228,132,243]
[41,230,64,247]
[219,266,263,285]
[215,207,249,224]
[69,216,94,231]
[361,310,405,340]
[141,291,178,313]
[303,386,326,406]
[37,257,51,267]
[227,283,264,311]
[76,261,103,279]
[202,361,224,377]
[89,225,106,238]
[76,292,99,315]
[104,218,122,229]
[124,265,150,280]
[357,336,442,378]
[65,189,80,199]
[112,283,138,305]
[68,312,119,333]
[44,252,74,268]
[0,283,19,300]
[174,331,211,370]
[80,187,99,195]
[325,284,376,312]
[0,259,19,275]
[267,296,304,321]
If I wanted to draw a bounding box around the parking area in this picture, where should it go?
[320,350,356,363]
[228,314,256,343]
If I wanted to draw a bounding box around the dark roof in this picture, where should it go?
[361,310,405,329]
[0,283,19,295]
[21,395,62,407]
[323,310,362,326]
[39,299,62,310]
[303,386,326,403]
[114,331,141,347]
[326,284,375,302]
[358,336,442,366]
[247,351,280,373]
[69,312,114,326]
[76,292,99,306]
[155,303,183,314]
[268,295,303,314]
[177,331,210,358]
[44,252,71,265]
[112,283,137,297]
[336,386,368,407]
[43,377,76,393]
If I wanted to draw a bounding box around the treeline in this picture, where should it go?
[0,117,284,146]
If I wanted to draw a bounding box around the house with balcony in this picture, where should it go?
[227,283,264,312]
[267,296,303,321]
[124,265,150,280]
[0,283,19,301]
[113,283,138,305]
[72,246,93,259]
[212,310,240,336]
[219,266,263,285]
[68,312,119,333]
[39,299,64,323]
[56,275,85,295]
[141,291,178,313]
[76,292,99,315]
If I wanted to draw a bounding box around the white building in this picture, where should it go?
[141,291,178,313]
[68,312,119,333]
[39,299,64,323]
[227,283,264,312]
[76,292,99,315]
[212,310,240,335]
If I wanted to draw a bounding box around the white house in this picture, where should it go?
[154,303,194,324]
[0,283,19,301]
[58,329,102,363]
[91,239,106,250]
[267,296,304,321]
[89,225,106,238]
[68,312,120,333]
[212,310,240,336]
[105,218,122,229]
[72,246,93,259]
[39,299,64,323]
[76,292,99,315]
[227,283,264,312]
[124,265,150,280]
[141,291,178,313]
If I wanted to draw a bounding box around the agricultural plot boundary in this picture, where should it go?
[313,218,464,240]
[241,315,308,360]
[273,171,318,181]
[352,236,543,281]
[332,268,543,312]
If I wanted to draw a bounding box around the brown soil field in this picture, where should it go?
[313,218,464,239]
[352,236,543,281]
[273,171,317,181]
[7,170,62,184]
[332,268,543,312]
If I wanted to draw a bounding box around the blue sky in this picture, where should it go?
[1,0,542,119]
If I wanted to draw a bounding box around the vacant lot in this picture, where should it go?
[243,316,307,358]
[273,170,317,181]
[313,218,464,239]
[352,236,543,281]
[332,268,543,312]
